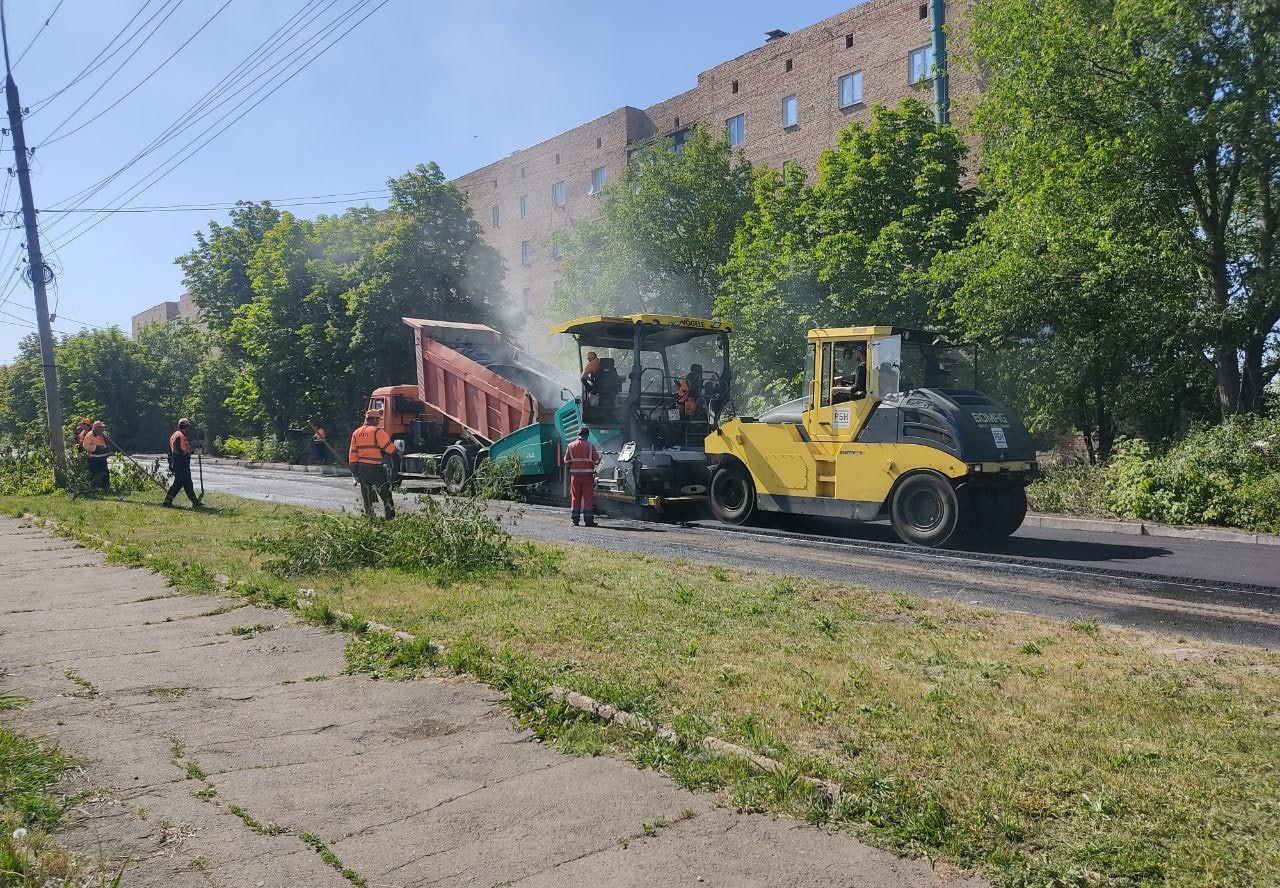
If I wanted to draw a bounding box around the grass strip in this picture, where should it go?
[5,489,1279,887]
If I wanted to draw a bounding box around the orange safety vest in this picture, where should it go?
[169,430,192,455]
[349,424,394,465]
[81,433,108,455]
[565,438,599,475]
[677,378,697,417]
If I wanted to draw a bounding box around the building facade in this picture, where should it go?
[130,292,201,338]
[452,0,975,334]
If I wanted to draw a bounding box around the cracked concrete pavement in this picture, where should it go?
[0,517,986,887]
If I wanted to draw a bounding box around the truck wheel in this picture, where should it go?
[442,451,469,495]
[890,473,959,547]
[709,464,755,525]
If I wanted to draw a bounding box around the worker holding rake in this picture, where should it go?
[349,409,397,519]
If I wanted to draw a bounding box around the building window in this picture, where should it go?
[839,71,863,108]
[669,128,692,154]
[596,136,602,148]
[845,34,853,49]
[781,94,798,128]
[909,45,935,84]
[552,232,566,259]
[919,3,929,19]
[726,114,745,148]
[522,287,532,311]
[520,165,526,179]
[674,116,680,128]
[552,180,566,207]
[491,205,500,228]
[555,152,561,165]
[731,79,739,94]
[784,58,793,72]
[589,166,607,194]
[521,240,532,267]
[519,194,528,218]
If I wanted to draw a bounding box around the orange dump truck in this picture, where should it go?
[367,318,572,490]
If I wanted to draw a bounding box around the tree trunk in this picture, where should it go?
[1238,335,1266,413]
[1078,395,1097,465]
[1213,339,1242,416]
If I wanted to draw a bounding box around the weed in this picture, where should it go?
[226,623,275,639]
[191,786,216,801]
[228,805,286,836]
[197,603,244,617]
[145,687,188,700]
[190,855,207,869]
[814,612,839,638]
[670,583,696,605]
[343,632,437,681]
[1019,641,1043,655]
[63,668,98,698]
[0,692,30,710]
[303,674,330,682]
[184,762,206,781]
[891,592,916,611]
[1071,618,1101,637]
[299,832,366,886]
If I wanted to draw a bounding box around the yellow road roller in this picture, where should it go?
[705,326,1036,546]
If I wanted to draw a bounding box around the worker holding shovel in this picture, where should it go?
[162,418,204,510]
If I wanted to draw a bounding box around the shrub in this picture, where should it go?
[216,435,297,463]
[248,494,517,584]
[1029,413,1280,533]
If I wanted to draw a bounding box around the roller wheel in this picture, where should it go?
[442,450,469,495]
[890,473,959,547]
[990,486,1027,538]
[964,486,1027,539]
[709,463,756,525]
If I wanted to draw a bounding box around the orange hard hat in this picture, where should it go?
[78,417,91,426]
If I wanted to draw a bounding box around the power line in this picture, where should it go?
[29,1,161,114]
[37,0,188,145]
[46,0,392,252]
[41,0,237,148]
[39,0,336,221]
[32,192,392,214]
[12,0,65,69]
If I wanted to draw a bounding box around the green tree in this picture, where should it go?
[177,202,283,333]
[134,320,211,445]
[718,100,974,403]
[554,126,753,320]
[967,0,1280,416]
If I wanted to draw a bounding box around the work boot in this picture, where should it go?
[584,511,597,528]
[161,499,174,508]
[385,509,396,520]
[571,512,580,526]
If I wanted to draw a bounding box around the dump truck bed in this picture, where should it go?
[404,318,572,445]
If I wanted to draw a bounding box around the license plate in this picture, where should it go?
[991,427,1008,449]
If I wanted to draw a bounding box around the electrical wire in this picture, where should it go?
[36,192,392,213]
[29,1,160,113]
[40,0,234,147]
[12,0,65,69]
[46,0,392,252]
[36,0,187,145]
[40,0,334,219]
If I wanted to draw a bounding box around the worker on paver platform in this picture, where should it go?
[677,363,704,418]
[81,421,111,491]
[349,410,396,519]
[311,421,328,465]
[163,419,203,509]
[565,426,600,527]
[581,351,601,405]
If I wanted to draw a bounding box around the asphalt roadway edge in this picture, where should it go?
[149,454,1280,548]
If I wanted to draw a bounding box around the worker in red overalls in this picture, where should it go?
[348,410,397,519]
[564,426,600,527]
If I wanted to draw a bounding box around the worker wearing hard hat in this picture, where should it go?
[80,421,111,491]
[73,418,93,448]
[349,410,396,519]
[163,418,202,509]
[564,426,600,527]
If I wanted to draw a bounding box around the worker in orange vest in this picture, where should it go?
[73,418,93,448]
[564,426,600,527]
[163,418,202,509]
[349,410,397,519]
[676,363,704,418]
[80,421,111,491]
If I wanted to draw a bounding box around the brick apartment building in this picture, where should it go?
[453,0,976,334]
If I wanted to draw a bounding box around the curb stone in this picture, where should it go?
[1024,512,1280,547]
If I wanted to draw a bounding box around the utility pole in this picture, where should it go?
[1,1,67,485]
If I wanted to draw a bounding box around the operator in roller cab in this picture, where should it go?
[540,315,733,512]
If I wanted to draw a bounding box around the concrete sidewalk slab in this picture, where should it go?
[0,517,983,888]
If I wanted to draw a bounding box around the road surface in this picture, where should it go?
[195,463,1279,647]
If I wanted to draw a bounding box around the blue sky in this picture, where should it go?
[0,0,855,361]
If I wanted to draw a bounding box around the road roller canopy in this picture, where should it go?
[550,314,732,350]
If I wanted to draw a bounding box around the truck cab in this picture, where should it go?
[706,326,1036,546]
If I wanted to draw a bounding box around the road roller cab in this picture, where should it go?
[705,326,1036,546]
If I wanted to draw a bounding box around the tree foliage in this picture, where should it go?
[967,0,1280,416]
[718,100,975,404]
[553,126,753,320]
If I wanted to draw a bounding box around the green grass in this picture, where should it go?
[5,488,1280,886]
[0,723,81,886]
